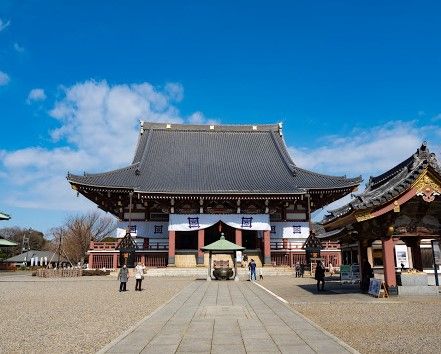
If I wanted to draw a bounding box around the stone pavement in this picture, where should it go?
[99,280,358,354]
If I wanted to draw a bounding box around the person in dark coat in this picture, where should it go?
[315,260,325,292]
[118,264,129,292]
[361,259,374,292]
[248,259,257,281]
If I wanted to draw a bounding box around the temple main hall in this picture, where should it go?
[67,122,361,269]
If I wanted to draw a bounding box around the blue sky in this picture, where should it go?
[0,1,440,234]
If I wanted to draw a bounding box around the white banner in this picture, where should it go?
[270,221,310,239]
[168,214,271,231]
[116,221,168,238]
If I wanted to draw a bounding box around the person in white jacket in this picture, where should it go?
[134,262,145,291]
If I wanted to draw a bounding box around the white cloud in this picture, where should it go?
[0,71,10,86]
[27,88,47,103]
[289,120,441,221]
[0,18,10,32]
[433,113,441,122]
[289,121,425,178]
[164,82,184,102]
[0,80,207,215]
[188,111,219,125]
[14,42,24,53]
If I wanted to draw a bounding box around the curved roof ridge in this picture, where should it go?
[366,142,438,191]
[269,130,297,174]
[68,162,139,179]
[140,121,281,132]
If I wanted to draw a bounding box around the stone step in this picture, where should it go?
[145,267,294,277]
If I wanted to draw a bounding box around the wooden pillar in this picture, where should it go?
[263,230,271,266]
[367,246,373,267]
[168,230,176,267]
[113,253,118,269]
[406,238,423,271]
[382,236,397,295]
[235,228,242,246]
[88,253,94,269]
[197,229,205,265]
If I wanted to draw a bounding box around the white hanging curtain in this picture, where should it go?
[168,214,271,232]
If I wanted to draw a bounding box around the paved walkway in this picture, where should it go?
[100,280,357,354]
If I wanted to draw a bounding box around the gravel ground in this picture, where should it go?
[259,275,441,354]
[0,272,191,354]
[1,272,440,354]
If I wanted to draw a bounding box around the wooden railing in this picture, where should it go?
[89,241,119,250]
[270,241,304,250]
[142,238,168,251]
[270,240,340,250]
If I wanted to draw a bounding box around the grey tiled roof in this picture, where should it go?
[68,122,361,195]
[5,250,68,263]
[0,211,10,220]
[323,142,441,224]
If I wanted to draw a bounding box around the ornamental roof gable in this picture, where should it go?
[323,142,441,225]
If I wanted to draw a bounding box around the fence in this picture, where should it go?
[36,268,82,277]
[271,253,307,267]
[92,254,114,269]
[135,253,168,267]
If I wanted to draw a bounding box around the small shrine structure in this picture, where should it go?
[322,142,441,295]
[201,233,245,281]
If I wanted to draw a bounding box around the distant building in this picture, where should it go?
[68,122,360,268]
[4,250,69,268]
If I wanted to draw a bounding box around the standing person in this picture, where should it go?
[315,260,325,292]
[248,259,257,281]
[295,262,301,277]
[300,263,305,277]
[134,262,145,291]
[118,264,129,292]
[361,259,374,292]
[329,263,335,277]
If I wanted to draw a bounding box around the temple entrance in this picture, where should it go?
[205,222,235,245]
[242,230,258,249]
[176,230,198,250]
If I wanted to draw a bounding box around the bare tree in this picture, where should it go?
[61,212,116,264]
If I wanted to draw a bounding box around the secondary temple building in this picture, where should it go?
[67,122,361,269]
[322,142,441,295]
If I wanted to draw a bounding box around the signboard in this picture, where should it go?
[351,264,360,283]
[236,251,242,263]
[340,265,351,282]
[368,278,382,297]
[340,264,360,284]
[395,244,409,268]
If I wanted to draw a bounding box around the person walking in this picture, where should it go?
[315,260,325,292]
[248,259,257,281]
[118,264,129,292]
[134,262,145,291]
